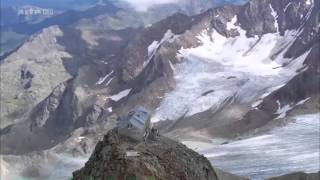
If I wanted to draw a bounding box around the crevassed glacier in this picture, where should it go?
[153,20,309,121]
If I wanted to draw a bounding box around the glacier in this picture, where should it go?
[153,18,310,121]
[201,113,320,179]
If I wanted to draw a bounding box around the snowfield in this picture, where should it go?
[200,113,320,179]
[153,17,310,121]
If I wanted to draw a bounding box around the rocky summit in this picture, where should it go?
[72,128,246,180]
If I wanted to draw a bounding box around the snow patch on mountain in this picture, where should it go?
[251,100,263,108]
[96,70,114,85]
[305,0,313,6]
[153,21,310,121]
[275,98,311,119]
[270,4,279,32]
[109,89,132,101]
[275,101,293,119]
[284,2,293,12]
[105,77,114,86]
[148,41,160,56]
[169,60,176,71]
[296,97,311,105]
[226,16,238,30]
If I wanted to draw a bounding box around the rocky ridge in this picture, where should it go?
[72,128,247,180]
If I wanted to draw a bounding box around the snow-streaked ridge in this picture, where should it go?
[145,30,176,67]
[96,70,114,85]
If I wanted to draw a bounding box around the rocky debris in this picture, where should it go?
[73,129,221,180]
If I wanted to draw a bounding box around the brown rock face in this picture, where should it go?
[72,129,220,180]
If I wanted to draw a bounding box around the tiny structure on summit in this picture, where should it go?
[116,106,155,141]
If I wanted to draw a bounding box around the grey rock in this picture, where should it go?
[72,129,240,180]
[30,82,67,130]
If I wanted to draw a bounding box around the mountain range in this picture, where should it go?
[0,0,319,179]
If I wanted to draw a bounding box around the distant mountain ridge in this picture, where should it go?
[2,4,119,35]
[0,0,248,56]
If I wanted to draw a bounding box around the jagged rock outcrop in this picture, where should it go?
[72,128,245,180]
[238,0,277,36]
[30,82,68,129]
